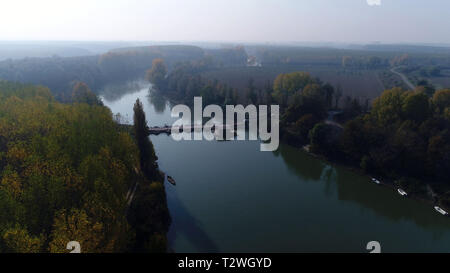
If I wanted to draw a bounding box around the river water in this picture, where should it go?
[100,82,450,253]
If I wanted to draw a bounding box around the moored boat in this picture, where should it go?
[397,188,407,196]
[372,178,381,185]
[167,175,176,186]
[434,206,448,216]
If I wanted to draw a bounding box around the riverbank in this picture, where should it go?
[301,144,450,217]
[102,84,450,252]
[123,114,449,219]
[116,122,172,252]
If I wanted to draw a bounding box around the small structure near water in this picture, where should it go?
[397,188,408,196]
[167,175,176,186]
[434,206,448,216]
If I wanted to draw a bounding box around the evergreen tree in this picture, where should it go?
[133,99,159,180]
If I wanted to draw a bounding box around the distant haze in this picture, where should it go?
[1,0,449,43]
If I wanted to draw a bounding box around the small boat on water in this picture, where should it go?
[372,178,381,185]
[397,188,408,196]
[434,206,448,216]
[167,176,176,186]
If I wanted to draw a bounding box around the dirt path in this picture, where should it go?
[325,111,343,129]
[391,67,415,90]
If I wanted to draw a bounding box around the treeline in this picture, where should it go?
[127,98,170,252]
[0,45,248,103]
[0,81,169,252]
[271,72,336,145]
[342,55,390,69]
[253,47,397,67]
[98,45,206,84]
[249,45,450,69]
[266,70,450,206]
[148,60,357,132]
[147,58,270,106]
[0,55,102,101]
[150,59,450,206]
[310,88,450,206]
[204,46,248,67]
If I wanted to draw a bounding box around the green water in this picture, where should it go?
[100,83,450,253]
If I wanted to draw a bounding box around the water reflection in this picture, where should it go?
[148,91,168,113]
[99,80,148,102]
[277,143,450,233]
[335,173,450,232]
[102,80,450,253]
[277,144,328,182]
[166,185,219,252]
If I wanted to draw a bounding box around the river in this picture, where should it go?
[100,82,450,253]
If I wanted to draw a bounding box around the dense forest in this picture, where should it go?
[0,42,449,253]
[146,57,274,106]
[1,43,449,108]
[310,88,450,206]
[246,45,450,67]
[269,70,450,200]
[0,45,248,103]
[0,81,169,252]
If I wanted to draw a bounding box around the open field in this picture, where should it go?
[202,65,389,102]
[429,77,450,89]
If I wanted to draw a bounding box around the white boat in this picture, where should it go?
[397,188,408,196]
[434,206,448,216]
[372,178,381,185]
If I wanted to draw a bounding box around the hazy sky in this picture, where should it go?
[1,0,449,43]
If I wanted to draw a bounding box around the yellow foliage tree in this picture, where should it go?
[49,209,105,253]
[3,227,43,253]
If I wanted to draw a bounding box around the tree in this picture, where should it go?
[342,97,363,120]
[432,89,450,113]
[368,56,382,69]
[371,87,406,128]
[2,227,43,253]
[293,114,319,141]
[49,209,105,253]
[416,80,435,97]
[0,81,169,253]
[128,182,171,252]
[273,72,313,106]
[246,78,258,104]
[72,81,102,105]
[402,91,430,122]
[342,56,353,68]
[309,123,341,156]
[390,54,409,66]
[146,59,167,89]
[322,83,334,110]
[133,99,159,180]
[429,66,441,77]
[334,85,343,109]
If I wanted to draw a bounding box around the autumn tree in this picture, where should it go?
[402,91,429,122]
[49,209,105,253]
[273,72,313,106]
[146,58,167,89]
[0,81,169,253]
[72,81,102,105]
[432,89,450,114]
[128,182,171,252]
[2,227,43,253]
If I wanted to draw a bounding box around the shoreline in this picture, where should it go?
[300,144,450,217]
[117,88,449,218]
